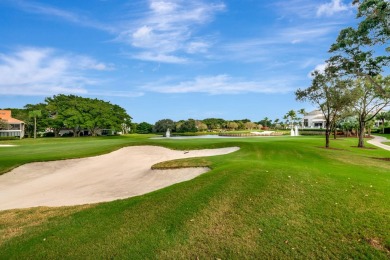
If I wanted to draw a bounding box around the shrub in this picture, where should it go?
[0,137,19,141]
[43,132,55,137]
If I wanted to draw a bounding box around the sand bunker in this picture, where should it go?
[0,146,239,211]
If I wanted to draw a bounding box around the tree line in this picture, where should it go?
[134,118,269,134]
[296,0,390,148]
[133,113,334,134]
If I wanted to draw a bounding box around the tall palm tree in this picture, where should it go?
[285,110,297,128]
[297,108,306,128]
[29,110,42,139]
[263,117,269,127]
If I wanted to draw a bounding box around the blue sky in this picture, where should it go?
[0,0,358,123]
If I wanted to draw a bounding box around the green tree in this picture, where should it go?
[297,109,306,128]
[154,119,175,133]
[226,121,239,131]
[351,76,390,146]
[195,120,208,132]
[28,110,42,139]
[45,95,69,137]
[339,116,359,137]
[23,103,49,138]
[45,95,131,137]
[296,69,353,148]
[329,0,389,92]
[285,110,297,128]
[327,0,390,147]
[0,119,8,130]
[202,118,225,130]
[112,104,132,134]
[178,119,197,133]
[258,117,271,128]
[376,111,388,133]
[352,0,389,44]
[136,122,153,134]
[244,121,257,130]
[273,118,280,128]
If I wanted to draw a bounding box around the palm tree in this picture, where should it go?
[297,108,306,129]
[273,118,280,129]
[263,117,269,127]
[285,110,297,128]
[29,110,42,139]
[376,111,387,134]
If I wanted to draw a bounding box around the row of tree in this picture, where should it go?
[6,94,132,138]
[133,118,266,134]
[296,0,390,148]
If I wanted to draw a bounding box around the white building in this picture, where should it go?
[302,110,326,128]
[0,110,25,139]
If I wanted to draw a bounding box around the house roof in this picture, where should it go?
[307,110,322,116]
[0,110,24,124]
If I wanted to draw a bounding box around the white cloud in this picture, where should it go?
[132,52,188,64]
[11,0,115,32]
[141,74,294,94]
[0,47,113,96]
[273,0,320,19]
[186,41,210,54]
[274,0,352,19]
[8,1,223,64]
[88,90,145,98]
[76,56,115,71]
[150,1,178,14]
[317,0,351,17]
[219,23,338,63]
[307,63,327,77]
[118,0,225,63]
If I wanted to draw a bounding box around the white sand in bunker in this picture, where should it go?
[0,146,239,211]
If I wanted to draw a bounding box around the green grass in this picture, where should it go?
[1,135,390,259]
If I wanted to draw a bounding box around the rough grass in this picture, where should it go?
[0,135,389,259]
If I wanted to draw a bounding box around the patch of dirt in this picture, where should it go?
[351,146,377,150]
[365,238,390,255]
[370,157,390,162]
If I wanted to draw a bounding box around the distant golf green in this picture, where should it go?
[0,135,389,259]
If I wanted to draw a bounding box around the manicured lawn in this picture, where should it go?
[0,135,389,258]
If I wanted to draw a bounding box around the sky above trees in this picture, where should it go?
[0,0,359,122]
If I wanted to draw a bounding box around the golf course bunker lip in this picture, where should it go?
[0,144,17,147]
[0,146,239,211]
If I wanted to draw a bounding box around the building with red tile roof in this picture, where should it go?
[0,110,25,138]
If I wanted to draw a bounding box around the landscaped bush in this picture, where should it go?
[171,132,216,136]
[299,129,325,135]
[43,132,55,137]
[0,137,19,141]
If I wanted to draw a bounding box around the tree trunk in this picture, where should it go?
[325,128,330,148]
[382,119,385,134]
[54,128,60,138]
[34,116,37,139]
[358,121,365,148]
[73,127,78,137]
